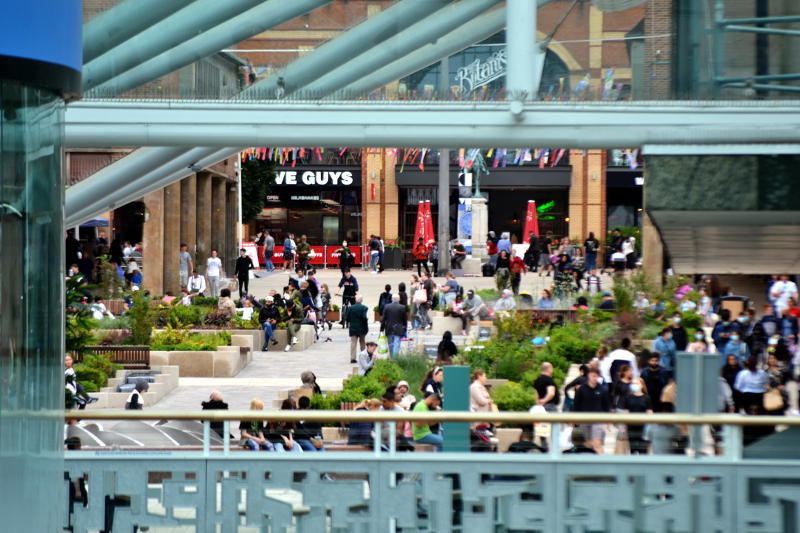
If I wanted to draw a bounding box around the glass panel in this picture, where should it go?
[0,81,64,531]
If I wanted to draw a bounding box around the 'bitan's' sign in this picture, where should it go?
[274,170,359,187]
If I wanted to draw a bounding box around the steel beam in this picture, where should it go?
[64,100,800,149]
[241,0,451,99]
[335,7,507,98]
[83,0,265,91]
[66,148,236,227]
[298,0,500,99]
[82,0,195,63]
[506,0,538,100]
[87,0,332,97]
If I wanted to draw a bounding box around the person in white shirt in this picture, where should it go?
[238,298,255,321]
[206,250,224,297]
[187,269,207,296]
[122,241,133,258]
[771,275,799,313]
[600,338,639,381]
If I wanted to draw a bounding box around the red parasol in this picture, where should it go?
[424,201,435,246]
[523,200,540,243]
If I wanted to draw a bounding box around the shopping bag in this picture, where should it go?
[377,334,388,355]
[764,389,784,411]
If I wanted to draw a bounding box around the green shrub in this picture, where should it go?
[495,312,536,342]
[232,314,259,329]
[94,316,132,330]
[394,354,430,397]
[128,291,153,345]
[491,382,536,411]
[192,297,219,307]
[150,329,231,351]
[495,346,538,383]
[74,353,121,392]
[475,288,500,303]
[167,305,211,327]
[543,323,607,365]
[310,393,342,410]
[369,359,404,388]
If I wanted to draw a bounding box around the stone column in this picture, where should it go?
[211,177,228,272]
[196,172,212,272]
[642,211,664,286]
[470,197,488,260]
[383,149,400,240]
[142,189,164,295]
[180,175,197,262]
[226,181,238,269]
[163,182,181,295]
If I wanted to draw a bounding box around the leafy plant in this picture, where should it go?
[65,276,98,355]
[128,290,153,345]
[495,312,536,342]
[74,353,121,392]
[94,316,132,330]
[192,297,219,307]
[491,382,536,411]
[167,305,212,328]
[331,303,340,312]
[232,315,259,329]
[475,288,500,303]
[241,157,276,223]
[150,330,231,351]
[204,310,232,327]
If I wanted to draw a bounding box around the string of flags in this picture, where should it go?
[241,147,642,170]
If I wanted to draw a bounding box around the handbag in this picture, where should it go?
[660,381,676,405]
[377,334,389,355]
[413,288,427,304]
[764,389,784,411]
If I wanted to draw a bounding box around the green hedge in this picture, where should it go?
[74,353,121,392]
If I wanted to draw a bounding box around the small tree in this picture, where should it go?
[128,290,152,345]
[65,276,97,356]
[241,158,276,223]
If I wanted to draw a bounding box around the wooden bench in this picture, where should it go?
[82,345,151,369]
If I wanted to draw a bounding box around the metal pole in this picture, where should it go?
[438,148,450,273]
[506,0,537,101]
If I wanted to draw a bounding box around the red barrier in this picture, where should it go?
[267,245,362,267]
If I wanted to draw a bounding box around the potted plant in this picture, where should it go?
[373,304,381,322]
[381,239,404,270]
[327,303,340,322]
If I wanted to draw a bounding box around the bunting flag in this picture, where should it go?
[458,148,465,167]
[339,147,348,156]
[492,149,501,168]
[551,148,566,167]
[539,149,549,169]
[424,200,435,246]
[419,148,428,171]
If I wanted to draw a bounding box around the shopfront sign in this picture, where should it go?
[455,49,507,96]
[274,169,358,186]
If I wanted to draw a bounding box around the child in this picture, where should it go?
[586,269,602,296]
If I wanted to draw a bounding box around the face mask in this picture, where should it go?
[695,332,705,340]
[731,335,739,342]
[673,317,681,324]
[629,383,641,393]
[722,321,730,326]
[665,333,673,340]
[768,338,779,346]
[737,316,749,324]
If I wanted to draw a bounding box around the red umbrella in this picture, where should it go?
[413,202,426,246]
[523,200,539,243]
[424,201,435,246]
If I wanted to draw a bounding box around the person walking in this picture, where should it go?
[179,243,193,289]
[336,269,359,327]
[572,368,612,453]
[584,232,599,273]
[206,250,223,297]
[296,235,312,273]
[348,295,369,364]
[282,233,295,271]
[263,231,275,272]
[368,234,381,273]
[413,237,430,276]
[509,248,527,296]
[234,248,254,298]
[335,240,352,274]
[381,294,407,357]
[429,241,440,277]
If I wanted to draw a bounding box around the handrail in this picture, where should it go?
[65,409,800,427]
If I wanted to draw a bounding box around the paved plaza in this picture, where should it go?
[152,267,567,410]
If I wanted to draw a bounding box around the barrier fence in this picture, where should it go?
[63,410,800,532]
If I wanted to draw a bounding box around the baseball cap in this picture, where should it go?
[265,296,274,302]
[397,380,410,389]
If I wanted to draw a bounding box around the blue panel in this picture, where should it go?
[0,0,82,71]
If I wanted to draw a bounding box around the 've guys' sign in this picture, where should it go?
[274,169,360,187]
[455,49,507,95]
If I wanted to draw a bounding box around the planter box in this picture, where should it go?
[374,311,381,322]
[381,248,403,269]
[327,310,340,322]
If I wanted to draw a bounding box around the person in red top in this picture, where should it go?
[486,232,498,268]
[413,237,430,276]
[509,248,527,296]
[788,297,800,319]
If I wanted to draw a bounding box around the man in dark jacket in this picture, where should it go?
[336,269,359,326]
[381,294,408,357]
[573,369,611,453]
[668,311,688,351]
[284,299,304,353]
[234,248,255,297]
[251,295,280,351]
[348,295,369,363]
[201,391,229,439]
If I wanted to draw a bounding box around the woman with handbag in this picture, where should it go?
[414,273,433,330]
[764,353,789,415]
